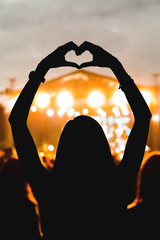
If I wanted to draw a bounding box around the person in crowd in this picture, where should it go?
[4,147,13,160]
[0,158,41,240]
[128,151,160,235]
[0,149,6,171]
[0,148,13,172]
[8,41,151,239]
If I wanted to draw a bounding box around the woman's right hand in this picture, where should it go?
[35,41,79,77]
[77,41,118,69]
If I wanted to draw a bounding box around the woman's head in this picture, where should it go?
[52,115,115,181]
[51,116,116,221]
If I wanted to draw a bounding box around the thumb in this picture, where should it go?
[64,61,79,68]
[79,61,94,69]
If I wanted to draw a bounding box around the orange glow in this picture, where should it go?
[112,107,120,117]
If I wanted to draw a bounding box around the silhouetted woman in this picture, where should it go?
[9,41,152,239]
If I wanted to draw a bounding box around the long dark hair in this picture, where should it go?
[50,115,117,225]
[52,116,116,189]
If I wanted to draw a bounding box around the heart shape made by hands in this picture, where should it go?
[65,49,93,67]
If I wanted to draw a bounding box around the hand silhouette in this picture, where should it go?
[36,41,79,76]
[76,41,118,69]
[36,41,119,76]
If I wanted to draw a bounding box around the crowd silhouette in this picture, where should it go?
[6,42,152,239]
[0,157,41,240]
[128,151,160,236]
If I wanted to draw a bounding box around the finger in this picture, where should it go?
[59,41,78,54]
[79,61,95,68]
[77,41,98,55]
[64,60,79,68]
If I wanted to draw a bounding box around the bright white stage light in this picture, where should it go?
[82,108,89,115]
[74,111,80,117]
[121,105,129,116]
[152,114,159,122]
[113,90,127,106]
[35,93,50,108]
[67,108,75,117]
[57,91,73,109]
[97,108,106,117]
[31,105,37,112]
[46,108,54,117]
[48,144,54,151]
[88,91,105,108]
[57,108,66,117]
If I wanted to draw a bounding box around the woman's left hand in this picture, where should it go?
[36,41,79,76]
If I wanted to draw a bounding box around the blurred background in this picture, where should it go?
[0,0,160,167]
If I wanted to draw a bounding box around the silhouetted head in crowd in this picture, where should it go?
[0,158,27,198]
[4,147,13,160]
[136,151,160,205]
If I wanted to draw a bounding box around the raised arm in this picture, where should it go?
[9,42,79,196]
[8,70,47,196]
[111,61,152,184]
[78,41,152,187]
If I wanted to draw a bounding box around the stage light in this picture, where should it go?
[97,108,106,117]
[113,90,127,106]
[88,91,105,108]
[141,90,151,105]
[46,108,54,117]
[57,91,73,109]
[82,108,89,115]
[39,152,45,157]
[35,93,50,108]
[119,153,124,160]
[120,145,125,151]
[97,108,103,115]
[48,144,54,151]
[152,114,159,122]
[112,107,120,117]
[67,108,75,117]
[74,111,80,117]
[121,105,129,116]
[57,108,66,117]
[31,105,37,112]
